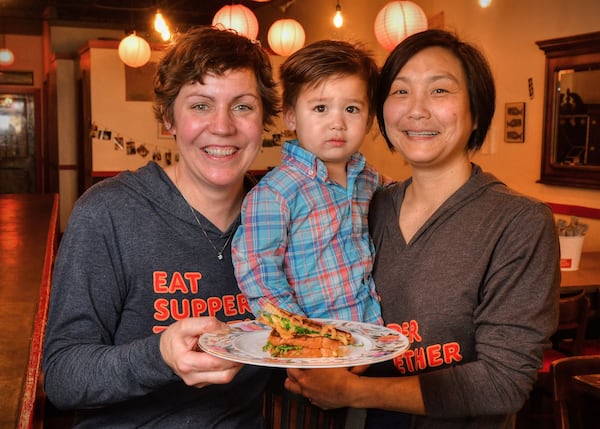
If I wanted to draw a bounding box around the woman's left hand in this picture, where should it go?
[285,367,357,409]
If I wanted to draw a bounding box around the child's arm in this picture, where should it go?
[232,186,306,317]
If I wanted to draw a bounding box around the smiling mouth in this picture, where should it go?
[203,147,238,157]
[405,131,439,137]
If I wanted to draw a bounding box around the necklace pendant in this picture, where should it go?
[217,253,223,260]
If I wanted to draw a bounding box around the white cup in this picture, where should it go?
[559,235,585,271]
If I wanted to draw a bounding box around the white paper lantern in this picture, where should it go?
[212,4,259,40]
[374,1,428,51]
[267,19,305,57]
[118,33,151,68]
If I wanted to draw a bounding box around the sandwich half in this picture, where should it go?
[258,302,354,358]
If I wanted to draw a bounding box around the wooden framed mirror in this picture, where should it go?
[536,31,600,190]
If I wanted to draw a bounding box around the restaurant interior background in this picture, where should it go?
[1,0,599,252]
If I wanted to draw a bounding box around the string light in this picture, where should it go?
[333,1,343,28]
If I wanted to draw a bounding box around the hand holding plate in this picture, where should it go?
[160,317,243,388]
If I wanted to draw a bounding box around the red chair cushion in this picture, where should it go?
[540,348,567,373]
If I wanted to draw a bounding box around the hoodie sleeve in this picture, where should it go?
[42,189,177,410]
[419,201,560,418]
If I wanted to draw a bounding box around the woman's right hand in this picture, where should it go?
[159,317,243,388]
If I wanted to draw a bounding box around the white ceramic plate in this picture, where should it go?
[198,319,410,368]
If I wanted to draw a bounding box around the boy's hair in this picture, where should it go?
[376,29,495,152]
[279,40,379,119]
[154,26,280,128]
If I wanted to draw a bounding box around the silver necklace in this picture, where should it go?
[175,167,238,261]
[186,204,237,260]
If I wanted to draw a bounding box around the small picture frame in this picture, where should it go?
[158,122,173,139]
[504,102,525,143]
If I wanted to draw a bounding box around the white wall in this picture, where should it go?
[56,58,79,231]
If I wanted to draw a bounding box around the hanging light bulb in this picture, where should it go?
[0,48,15,66]
[0,34,14,67]
[154,10,171,42]
[154,10,167,33]
[333,1,343,28]
[479,0,492,7]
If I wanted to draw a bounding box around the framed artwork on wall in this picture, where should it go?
[505,102,525,143]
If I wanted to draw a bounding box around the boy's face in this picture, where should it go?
[284,74,372,173]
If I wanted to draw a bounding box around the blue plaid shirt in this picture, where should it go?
[232,140,383,324]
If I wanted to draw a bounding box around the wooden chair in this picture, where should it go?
[521,290,593,427]
[551,355,600,429]
[558,289,600,356]
[263,370,347,429]
[552,289,591,356]
[539,290,591,384]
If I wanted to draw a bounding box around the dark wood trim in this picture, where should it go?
[17,194,59,429]
[536,32,600,190]
[548,202,600,220]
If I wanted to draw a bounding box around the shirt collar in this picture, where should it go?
[282,139,366,183]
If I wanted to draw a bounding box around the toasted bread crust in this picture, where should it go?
[259,302,353,345]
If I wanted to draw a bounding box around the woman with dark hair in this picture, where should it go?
[285,29,559,429]
[43,26,279,427]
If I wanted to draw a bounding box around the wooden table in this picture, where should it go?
[573,374,600,401]
[560,252,600,290]
[0,194,59,429]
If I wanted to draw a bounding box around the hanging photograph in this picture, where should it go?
[504,102,525,143]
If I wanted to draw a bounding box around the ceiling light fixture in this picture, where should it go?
[267,0,304,56]
[154,9,171,41]
[0,48,15,67]
[333,1,343,28]
[374,1,428,51]
[118,32,151,68]
[212,4,259,40]
[268,18,305,56]
[0,33,14,67]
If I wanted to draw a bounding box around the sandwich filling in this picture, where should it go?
[258,302,353,358]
